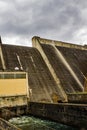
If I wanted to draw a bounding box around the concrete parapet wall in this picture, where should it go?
[33,36,87,50]
[29,102,87,129]
[0,102,87,129]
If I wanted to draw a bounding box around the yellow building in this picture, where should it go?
[0,72,29,107]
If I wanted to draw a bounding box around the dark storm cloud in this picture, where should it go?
[0,0,87,45]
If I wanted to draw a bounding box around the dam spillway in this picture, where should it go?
[0,36,87,129]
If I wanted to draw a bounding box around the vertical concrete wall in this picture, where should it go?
[29,102,87,129]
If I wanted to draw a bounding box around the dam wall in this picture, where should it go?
[0,102,87,129]
[0,43,64,103]
[0,36,87,103]
[0,36,87,128]
[32,36,87,100]
[29,102,87,129]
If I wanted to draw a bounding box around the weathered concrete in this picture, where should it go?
[52,45,84,91]
[32,37,67,102]
[0,102,87,129]
[28,102,87,129]
[0,41,6,70]
[68,93,87,103]
[0,44,64,102]
[34,36,87,50]
[0,36,87,129]
[0,95,28,108]
[37,38,87,93]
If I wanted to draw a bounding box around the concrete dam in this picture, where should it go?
[0,36,87,129]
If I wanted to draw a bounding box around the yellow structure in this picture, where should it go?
[0,72,29,107]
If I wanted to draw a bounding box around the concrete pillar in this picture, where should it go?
[0,36,6,70]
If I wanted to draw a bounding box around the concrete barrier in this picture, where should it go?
[28,102,87,129]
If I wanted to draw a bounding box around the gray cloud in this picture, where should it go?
[0,0,87,46]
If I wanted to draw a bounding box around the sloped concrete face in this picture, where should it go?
[41,44,84,92]
[32,36,87,95]
[56,46,87,90]
[0,36,87,103]
[32,37,68,102]
[0,44,62,103]
[1,36,87,129]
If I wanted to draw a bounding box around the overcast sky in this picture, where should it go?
[0,0,87,46]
